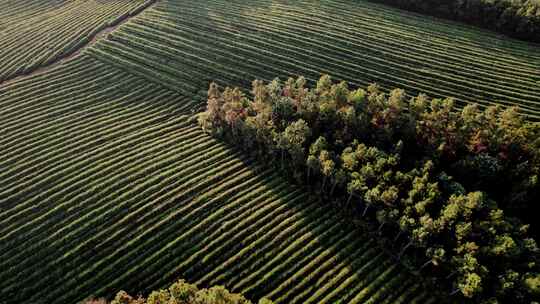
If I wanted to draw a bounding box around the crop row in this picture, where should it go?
[0,0,62,29]
[0,0,152,82]
[86,0,540,120]
[0,54,434,303]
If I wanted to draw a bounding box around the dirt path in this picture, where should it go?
[0,0,158,88]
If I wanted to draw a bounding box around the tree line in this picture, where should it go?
[85,279,273,304]
[198,75,540,303]
[370,0,540,43]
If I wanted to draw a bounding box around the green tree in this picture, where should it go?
[199,76,540,303]
[283,119,311,168]
[346,173,366,207]
[458,272,483,298]
[330,168,347,196]
[319,150,335,190]
[422,246,446,270]
[307,136,328,183]
[524,274,540,297]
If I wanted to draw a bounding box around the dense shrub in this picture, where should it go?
[371,0,540,43]
[85,279,273,304]
[198,76,540,303]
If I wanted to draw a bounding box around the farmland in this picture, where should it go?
[1,0,539,303]
[87,0,540,119]
[0,55,434,303]
[0,0,153,83]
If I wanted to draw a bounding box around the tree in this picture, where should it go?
[376,208,398,232]
[110,291,140,304]
[490,234,519,257]
[310,136,328,154]
[398,224,429,260]
[363,186,380,217]
[341,146,358,172]
[346,173,366,207]
[307,136,328,183]
[458,272,483,298]
[395,214,415,245]
[306,154,319,184]
[147,289,170,304]
[169,279,198,302]
[199,82,226,134]
[330,168,347,196]
[271,96,295,129]
[422,246,446,270]
[348,88,366,107]
[273,130,288,170]
[330,80,349,108]
[251,79,267,104]
[283,119,311,168]
[524,274,540,297]
[338,105,357,138]
[319,150,335,190]
[108,279,273,304]
[316,74,332,95]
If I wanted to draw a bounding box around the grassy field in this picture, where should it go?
[1,0,539,303]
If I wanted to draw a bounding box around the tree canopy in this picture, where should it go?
[86,279,273,304]
[199,75,540,303]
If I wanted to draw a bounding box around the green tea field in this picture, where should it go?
[1,0,539,303]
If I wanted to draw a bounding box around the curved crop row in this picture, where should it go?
[0,55,434,303]
[86,0,540,120]
[0,0,153,82]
